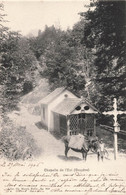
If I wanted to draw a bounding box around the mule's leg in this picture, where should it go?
[82,152,87,161]
[101,152,103,161]
[97,152,100,161]
[85,152,87,161]
[65,145,69,158]
[82,152,84,160]
[81,149,85,160]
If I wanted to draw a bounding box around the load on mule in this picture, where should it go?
[62,134,97,161]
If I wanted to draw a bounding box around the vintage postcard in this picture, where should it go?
[0,0,126,194]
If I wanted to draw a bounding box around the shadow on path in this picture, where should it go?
[35,121,47,131]
[57,155,82,162]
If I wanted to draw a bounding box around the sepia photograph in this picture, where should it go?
[0,0,126,194]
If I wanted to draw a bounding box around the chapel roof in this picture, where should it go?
[41,87,66,104]
[52,98,98,115]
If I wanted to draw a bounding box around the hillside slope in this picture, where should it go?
[21,78,50,104]
[20,78,50,115]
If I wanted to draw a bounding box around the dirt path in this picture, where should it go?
[8,104,65,161]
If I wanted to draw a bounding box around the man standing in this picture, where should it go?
[97,138,105,161]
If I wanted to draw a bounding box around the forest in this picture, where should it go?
[0,1,126,129]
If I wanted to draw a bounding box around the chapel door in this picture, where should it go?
[78,113,86,135]
[69,114,78,135]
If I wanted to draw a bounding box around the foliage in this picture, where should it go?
[81,1,126,108]
[70,20,98,99]
[29,25,60,59]
[23,81,33,94]
[80,1,126,128]
[42,29,86,93]
[0,3,9,44]
[0,118,41,160]
[29,24,96,97]
[0,3,9,113]
[0,31,38,112]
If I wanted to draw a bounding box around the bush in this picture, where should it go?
[0,119,41,160]
[23,81,33,94]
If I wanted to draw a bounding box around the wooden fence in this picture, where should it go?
[100,124,126,139]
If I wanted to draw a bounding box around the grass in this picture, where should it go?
[96,126,126,153]
[0,118,41,160]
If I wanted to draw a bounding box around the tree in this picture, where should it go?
[43,29,86,92]
[0,3,8,45]
[29,25,61,59]
[0,2,9,114]
[35,24,97,98]
[70,19,98,100]
[81,0,126,128]
[0,31,37,111]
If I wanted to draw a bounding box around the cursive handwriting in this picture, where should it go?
[1,167,126,194]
